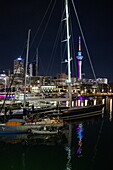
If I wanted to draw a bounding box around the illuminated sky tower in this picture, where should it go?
[76,36,83,79]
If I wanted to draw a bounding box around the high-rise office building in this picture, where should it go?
[14,57,24,75]
[29,62,36,76]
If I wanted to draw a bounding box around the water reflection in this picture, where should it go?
[0,112,110,170]
[0,97,112,170]
[0,134,28,144]
[76,123,83,157]
[91,120,104,168]
[110,98,112,121]
[65,146,72,170]
[64,124,72,170]
[105,97,113,121]
[0,133,67,146]
[64,123,84,170]
[0,133,68,170]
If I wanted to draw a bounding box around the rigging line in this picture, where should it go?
[71,0,100,92]
[29,0,56,62]
[61,9,69,62]
[60,22,63,72]
[59,8,66,73]
[20,40,27,57]
[30,0,53,48]
[47,35,59,75]
[48,38,60,76]
[37,0,56,48]
[60,0,64,73]
[46,7,65,75]
[90,119,104,170]
[0,37,29,114]
[70,15,77,77]
[60,24,67,67]
[0,61,23,114]
[71,39,77,77]
[38,57,46,75]
[47,15,63,75]
[62,43,67,63]
[32,0,56,75]
[64,64,68,76]
[61,10,68,59]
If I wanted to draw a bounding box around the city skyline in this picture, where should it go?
[0,0,113,82]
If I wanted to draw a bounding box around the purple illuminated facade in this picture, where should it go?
[76,37,83,79]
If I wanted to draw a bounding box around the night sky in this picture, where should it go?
[0,0,113,82]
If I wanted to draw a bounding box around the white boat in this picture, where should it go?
[0,119,40,134]
[0,117,63,134]
[0,99,22,110]
[26,117,63,127]
[31,127,59,135]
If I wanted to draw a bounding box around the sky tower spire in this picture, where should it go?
[79,36,81,51]
[76,36,83,79]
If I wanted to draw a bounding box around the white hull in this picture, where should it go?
[31,129,58,135]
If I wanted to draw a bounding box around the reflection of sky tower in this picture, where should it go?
[76,37,83,79]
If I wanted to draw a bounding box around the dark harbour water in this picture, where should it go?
[0,97,113,170]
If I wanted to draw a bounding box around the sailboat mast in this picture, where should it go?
[65,0,71,83]
[65,0,72,107]
[24,29,31,107]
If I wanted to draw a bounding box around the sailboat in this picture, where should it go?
[55,0,105,120]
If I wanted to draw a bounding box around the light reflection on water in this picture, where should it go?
[76,123,83,157]
[0,97,113,170]
[65,146,72,170]
[110,98,112,121]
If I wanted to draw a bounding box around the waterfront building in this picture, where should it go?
[55,72,68,86]
[57,72,68,79]
[30,76,52,86]
[41,85,57,92]
[80,78,108,94]
[96,78,108,84]
[29,76,53,93]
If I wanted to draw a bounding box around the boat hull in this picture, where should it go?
[31,129,58,135]
[0,124,40,134]
[0,120,63,134]
[60,104,104,120]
